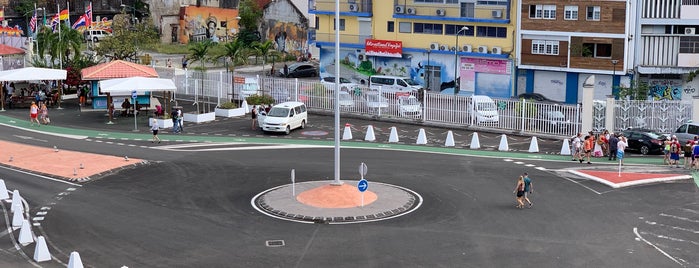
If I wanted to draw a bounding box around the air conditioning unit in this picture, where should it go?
[450,46,457,52]
[430,42,440,50]
[462,45,472,52]
[436,9,446,16]
[492,10,502,18]
[477,45,488,53]
[394,5,405,14]
[349,3,359,12]
[358,53,366,61]
[686,28,696,35]
[439,44,448,51]
[491,46,502,54]
[407,7,417,15]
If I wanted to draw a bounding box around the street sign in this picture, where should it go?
[359,162,368,180]
[357,179,368,192]
[131,90,137,99]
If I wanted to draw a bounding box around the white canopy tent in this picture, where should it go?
[0,67,67,81]
[99,77,177,94]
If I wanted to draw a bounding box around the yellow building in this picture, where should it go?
[310,0,517,97]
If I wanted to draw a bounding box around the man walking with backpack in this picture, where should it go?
[171,109,180,133]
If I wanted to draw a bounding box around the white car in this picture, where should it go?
[398,95,422,117]
[364,91,389,110]
[320,76,359,92]
[259,102,308,134]
[338,91,355,108]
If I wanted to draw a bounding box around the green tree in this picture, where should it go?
[34,24,83,67]
[95,15,159,61]
[237,0,263,47]
[188,40,217,113]
[252,40,276,75]
[615,81,649,100]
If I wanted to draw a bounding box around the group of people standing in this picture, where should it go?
[666,135,699,169]
[28,101,50,126]
[570,130,628,165]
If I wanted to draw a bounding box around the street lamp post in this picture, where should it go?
[454,26,469,121]
[611,59,619,97]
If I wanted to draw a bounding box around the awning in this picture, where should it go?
[99,76,177,94]
[0,67,67,81]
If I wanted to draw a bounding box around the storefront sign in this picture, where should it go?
[365,39,403,58]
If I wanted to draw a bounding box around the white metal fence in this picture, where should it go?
[155,68,693,137]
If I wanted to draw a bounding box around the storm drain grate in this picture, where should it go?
[266,240,285,247]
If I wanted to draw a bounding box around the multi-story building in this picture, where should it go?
[634,0,699,101]
[516,1,634,103]
[309,0,517,98]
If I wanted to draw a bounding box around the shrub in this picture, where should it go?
[218,101,238,109]
[246,94,275,105]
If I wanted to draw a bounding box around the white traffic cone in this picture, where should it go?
[342,123,353,140]
[0,179,9,200]
[365,125,376,141]
[12,209,23,228]
[388,127,399,143]
[11,190,22,213]
[560,139,571,155]
[18,219,34,245]
[68,251,84,268]
[470,132,481,149]
[445,131,455,147]
[416,128,427,145]
[498,134,509,151]
[528,137,539,153]
[242,100,249,114]
[33,236,51,262]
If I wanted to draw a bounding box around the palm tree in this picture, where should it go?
[252,40,275,75]
[218,38,247,73]
[35,24,84,68]
[188,40,217,113]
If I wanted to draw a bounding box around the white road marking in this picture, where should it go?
[514,162,524,164]
[66,188,76,191]
[633,227,683,266]
[645,220,699,234]
[36,211,47,216]
[32,217,44,221]
[660,213,699,223]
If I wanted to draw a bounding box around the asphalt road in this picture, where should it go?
[0,122,697,267]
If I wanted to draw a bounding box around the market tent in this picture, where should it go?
[0,67,67,81]
[99,77,176,94]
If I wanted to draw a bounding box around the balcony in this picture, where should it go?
[310,0,373,17]
[392,2,510,24]
[310,31,372,47]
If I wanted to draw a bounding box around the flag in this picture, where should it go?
[86,2,92,27]
[0,7,4,21]
[59,9,69,20]
[29,10,37,33]
[50,13,60,32]
[72,14,87,29]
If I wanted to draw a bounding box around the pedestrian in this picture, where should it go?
[692,138,699,170]
[683,140,693,169]
[617,134,628,165]
[251,105,258,130]
[40,102,49,124]
[608,133,618,161]
[283,64,289,77]
[151,118,161,143]
[29,101,40,126]
[663,136,672,165]
[583,134,594,164]
[522,172,533,208]
[167,58,172,68]
[171,109,180,133]
[513,176,525,209]
[571,132,582,162]
[182,56,188,69]
[177,108,184,132]
[599,130,609,157]
[670,136,681,168]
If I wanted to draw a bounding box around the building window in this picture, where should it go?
[476,26,507,38]
[583,43,612,58]
[477,0,508,5]
[399,22,412,33]
[529,5,556,19]
[680,36,699,53]
[416,0,458,3]
[333,19,345,31]
[564,6,578,20]
[387,21,395,33]
[445,24,475,35]
[532,40,559,55]
[414,23,443,34]
[315,17,319,30]
[587,6,600,21]
[461,2,475,17]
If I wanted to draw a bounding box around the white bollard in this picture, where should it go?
[342,123,353,140]
[12,209,24,228]
[68,251,84,268]
[0,179,9,200]
[470,132,481,149]
[498,134,509,151]
[528,137,540,153]
[242,100,249,114]
[416,128,427,145]
[445,131,455,147]
[33,236,51,262]
[388,127,399,143]
[11,190,22,213]
[364,125,376,141]
[18,219,34,245]
[560,139,571,155]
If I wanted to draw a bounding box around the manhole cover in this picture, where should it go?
[266,240,285,247]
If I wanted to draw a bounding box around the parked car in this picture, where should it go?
[517,93,561,103]
[279,63,318,78]
[621,129,666,155]
[398,95,422,118]
[468,95,499,123]
[673,122,699,142]
[338,91,355,108]
[320,76,359,92]
[83,30,111,42]
[369,75,422,93]
[540,110,571,130]
[259,102,308,134]
[364,91,389,110]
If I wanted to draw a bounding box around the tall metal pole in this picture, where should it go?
[332,0,342,185]
[453,27,468,121]
[611,59,618,97]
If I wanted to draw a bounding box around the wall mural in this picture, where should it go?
[72,17,113,33]
[0,25,23,37]
[266,20,307,56]
[179,6,239,44]
[648,79,683,100]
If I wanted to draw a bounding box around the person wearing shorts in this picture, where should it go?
[151,119,161,143]
[670,136,681,168]
[513,176,525,209]
[617,135,628,165]
[684,140,693,169]
[693,141,699,170]
[29,101,40,126]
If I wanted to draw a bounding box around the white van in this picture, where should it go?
[369,75,422,93]
[468,95,499,123]
[83,30,111,42]
[259,102,308,134]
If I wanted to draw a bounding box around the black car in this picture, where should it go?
[621,129,666,155]
[517,93,561,103]
[279,63,318,78]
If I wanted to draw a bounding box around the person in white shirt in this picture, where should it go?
[571,132,582,162]
[617,135,628,165]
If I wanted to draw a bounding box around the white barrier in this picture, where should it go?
[33,236,51,262]
[470,132,481,149]
[388,127,399,143]
[445,131,455,147]
[12,209,23,228]
[0,179,8,200]
[365,125,376,141]
[11,190,22,213]
[560,139,571,155]
[498,134,509,151]
[68,251,85,268]
[342,123,352,140]
[528,137,539,153]
[416,129,427,145]
[18,219,33,245]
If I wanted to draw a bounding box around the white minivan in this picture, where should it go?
[369,75,423,93]
[468,95,499,123]
[259,102,308,134]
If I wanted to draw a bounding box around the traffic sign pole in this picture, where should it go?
[291,169,296,196]
[357,178,368,207]
[132,91,138,131]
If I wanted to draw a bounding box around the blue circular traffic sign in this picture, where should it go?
[357,179,368,192]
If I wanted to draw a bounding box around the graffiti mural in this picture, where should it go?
[266,20,306,56]
[72,17,113,33]
[648,79,683,100]
[179,6,239,44]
